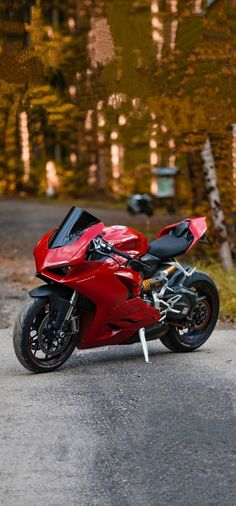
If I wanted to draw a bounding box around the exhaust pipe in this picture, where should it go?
[123,322,169,345]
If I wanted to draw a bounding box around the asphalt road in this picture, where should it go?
[0,198,236,505]
[1,300,236,506]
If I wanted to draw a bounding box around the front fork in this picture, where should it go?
[56,290,78,338]
[63,290,78,324]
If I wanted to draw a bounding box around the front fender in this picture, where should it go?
[30,284,72,299]
[29,285,73,330]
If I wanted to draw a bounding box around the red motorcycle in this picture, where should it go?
[13,207,219,373]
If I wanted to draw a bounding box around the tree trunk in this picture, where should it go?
[187,151,205,209]
[201,137,234,270]
[97,145,109,192]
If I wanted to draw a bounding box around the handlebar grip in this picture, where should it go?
[111,247,132,260]
[112,250,148,273]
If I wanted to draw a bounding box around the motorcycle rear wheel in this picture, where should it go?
[13,297,78,373]
[160,271,219,352]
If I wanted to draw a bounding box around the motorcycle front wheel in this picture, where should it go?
[13,297,78,373]
[160,271,219,352]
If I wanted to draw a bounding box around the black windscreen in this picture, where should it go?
[48,207,101,248]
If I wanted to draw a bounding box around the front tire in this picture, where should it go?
[160,271,219,352]
[13,297,78,373]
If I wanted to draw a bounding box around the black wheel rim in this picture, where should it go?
[175,283,213,346]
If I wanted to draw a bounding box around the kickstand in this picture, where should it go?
[139,327,151,363]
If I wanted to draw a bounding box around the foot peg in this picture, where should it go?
[139,327,151,363]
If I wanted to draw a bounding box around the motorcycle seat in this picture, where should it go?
[149,234,191,259]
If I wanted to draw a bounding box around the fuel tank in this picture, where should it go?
[103,225,148,257]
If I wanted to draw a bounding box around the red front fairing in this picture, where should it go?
[34,222,104,272]
[33,221,157,349]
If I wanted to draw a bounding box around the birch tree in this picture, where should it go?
[201,137,234,270]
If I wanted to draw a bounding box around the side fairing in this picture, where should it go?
[64,261,159,349]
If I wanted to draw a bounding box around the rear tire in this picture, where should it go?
[13,297,78,373]
[160,271,219,352]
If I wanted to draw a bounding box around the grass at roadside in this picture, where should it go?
[196,263,236,322]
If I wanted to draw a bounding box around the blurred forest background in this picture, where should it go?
[0,0,236,273]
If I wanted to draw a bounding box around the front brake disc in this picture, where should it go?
[38,315,70,356]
